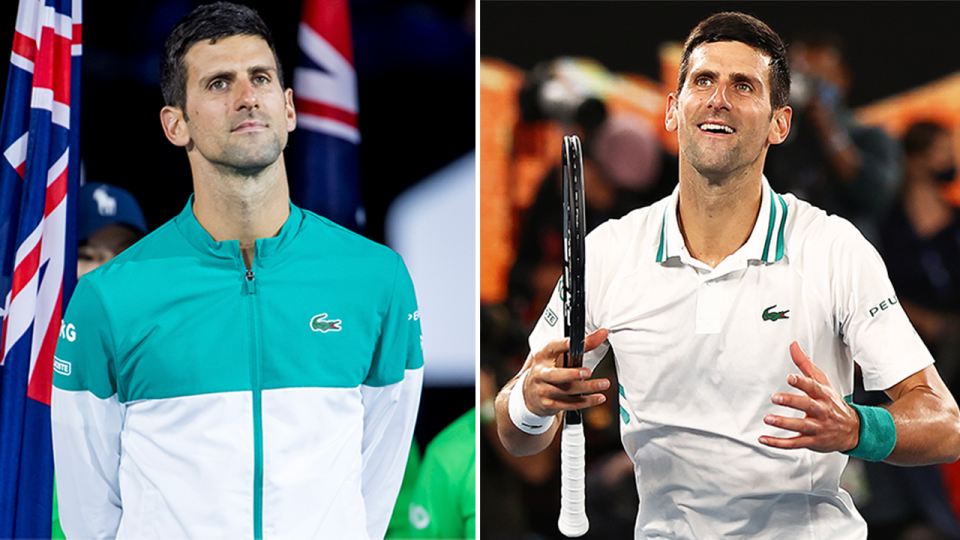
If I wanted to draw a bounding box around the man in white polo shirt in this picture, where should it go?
[494,11,960,539]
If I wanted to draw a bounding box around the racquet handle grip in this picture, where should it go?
[558,422,589,537]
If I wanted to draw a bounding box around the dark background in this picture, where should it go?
[481,1,960,110]
[0,0,475,445]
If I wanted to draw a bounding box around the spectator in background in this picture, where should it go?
[880,121,960,390]
[395,408,476,539]
[854,120,960,540]
[765,30,900,244]
[508,114,676,326]
[76,183,148,278]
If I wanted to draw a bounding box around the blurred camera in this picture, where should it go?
[790,71,842,111]
[518,59,608,133]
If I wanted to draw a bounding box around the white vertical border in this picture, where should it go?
[473,1,481,539]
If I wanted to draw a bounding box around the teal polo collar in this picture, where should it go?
[656,176,788,264]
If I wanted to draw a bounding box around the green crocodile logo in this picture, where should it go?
[762,305,789,322]
[310,313,342,332]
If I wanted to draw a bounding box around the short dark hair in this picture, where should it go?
[903,121,950,158]
[160,2,284,114]
[676,12,791,110]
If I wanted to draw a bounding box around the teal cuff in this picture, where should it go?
[842,395,897,462]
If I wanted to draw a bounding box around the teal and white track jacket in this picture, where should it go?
[52,199,424,539]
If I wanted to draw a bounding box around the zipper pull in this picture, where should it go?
[245,269,257,294]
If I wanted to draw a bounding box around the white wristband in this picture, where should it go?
[509,370,557,435]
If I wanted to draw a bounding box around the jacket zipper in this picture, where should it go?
[245,267,263,539]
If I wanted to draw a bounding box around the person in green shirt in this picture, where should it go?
[399,408,476,539]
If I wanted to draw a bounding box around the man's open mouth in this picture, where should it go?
[699,123,735,134]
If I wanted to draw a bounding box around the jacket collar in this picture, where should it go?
[175,195,304,263]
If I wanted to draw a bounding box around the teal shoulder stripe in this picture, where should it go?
[618,384,630,424]
[656,209,667,262]
[761,189,776,262]
[775,194,788,261]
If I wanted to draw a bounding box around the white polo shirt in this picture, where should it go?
[529,177,933,540]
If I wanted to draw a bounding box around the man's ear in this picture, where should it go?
[284,88,296,133]
[768,105,793,145]
[665,93,679,133]
[160,106,190,147]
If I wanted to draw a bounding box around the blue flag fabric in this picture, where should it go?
[289,0,364,232]
[0,0,81,536]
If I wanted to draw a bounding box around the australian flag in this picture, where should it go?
[288,0,364,232]
[0,0,81,537]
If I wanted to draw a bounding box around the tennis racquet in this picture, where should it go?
[558,135,588,537]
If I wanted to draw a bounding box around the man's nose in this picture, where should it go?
[235,81,258,110]
[707,84,731,111]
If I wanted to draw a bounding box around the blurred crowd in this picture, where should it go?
[480,31,960,540]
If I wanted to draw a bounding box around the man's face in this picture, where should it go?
[666,41,790,183]
[793,44,849,98]
[176,34,295,174]
[927,132,956,175]
[77,224,140,279]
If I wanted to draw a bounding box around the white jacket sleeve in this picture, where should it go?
[360,255,424,539]
[51,279,123,539]
[361,367,423,539]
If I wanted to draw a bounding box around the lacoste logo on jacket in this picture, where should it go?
[310,313,342,332]
[762,305,790,321]
[53,356,71,376]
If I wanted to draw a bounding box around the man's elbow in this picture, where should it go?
[940,408,960,463]
[921,400,960,464]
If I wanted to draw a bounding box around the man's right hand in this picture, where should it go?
[523,329,611,416]
[495,328,610,456]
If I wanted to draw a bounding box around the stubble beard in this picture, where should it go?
[682,128,764,186]
[207,131,286,179]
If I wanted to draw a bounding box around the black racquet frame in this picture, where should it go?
[558,134,589,537]
[562,135,586,416]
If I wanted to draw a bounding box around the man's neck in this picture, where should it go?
[676,161,763,268]
[191,158,291,269]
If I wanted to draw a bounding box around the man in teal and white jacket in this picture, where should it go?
[51,3,424,539]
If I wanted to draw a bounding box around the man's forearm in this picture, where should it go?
[883,365,960,466]
[495,375,561,457]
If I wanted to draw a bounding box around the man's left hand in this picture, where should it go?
[759,341,861,453]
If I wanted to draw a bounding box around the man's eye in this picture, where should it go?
[737,83,753,92]
[696,77,711,87]
[210,80,227,90]
[254,75,269,84]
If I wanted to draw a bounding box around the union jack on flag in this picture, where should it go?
[288,0,364,232]
[0,0,81,537]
